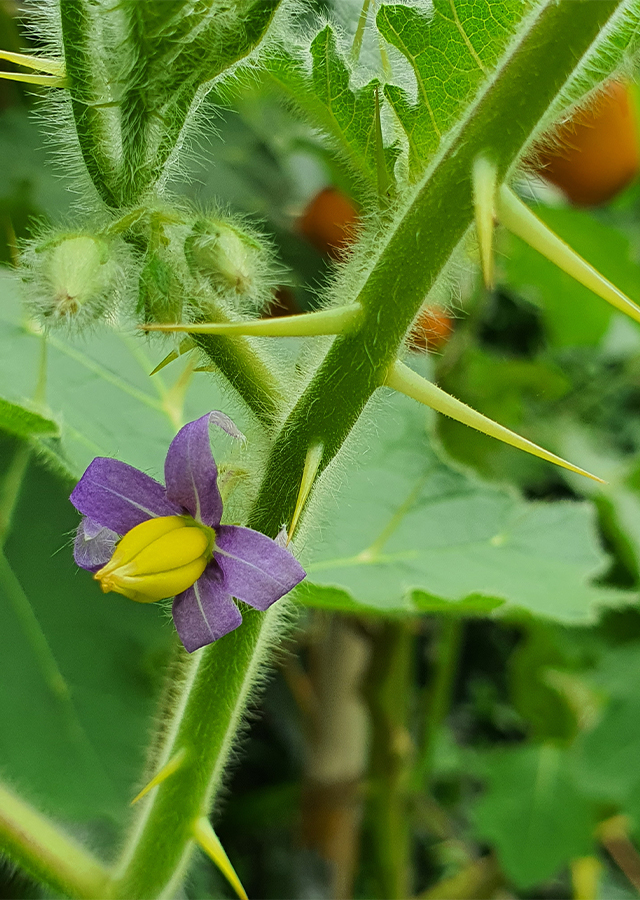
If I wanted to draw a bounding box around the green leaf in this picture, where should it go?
[297,393,630,622]
[0,270,246,479]
[264,25,397,196]
[560,424,640,583]
[377,1,534,178]
[0,446,174,821]
[0,398,58,440]
[502,204,640,347]
[472,744,596,888]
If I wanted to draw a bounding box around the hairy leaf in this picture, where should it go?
[0,272,244,479]
[297,393,630,622]
[266,24,397,195]
[378,0,535,178]
[0,398,58,440]
[0,446,173,820]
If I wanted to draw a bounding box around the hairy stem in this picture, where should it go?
[109,604,287,899]
[0,781,109,899]
[72,4,629,898]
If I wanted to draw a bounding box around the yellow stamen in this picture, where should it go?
[95,516,213,603]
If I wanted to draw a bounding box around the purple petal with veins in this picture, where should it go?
[70,458,181,533]
[214,525,306,611]
[172,565,242,652]
[164,414,223,526]
[74,518,119,573]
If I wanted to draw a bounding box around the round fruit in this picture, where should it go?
[408,305,454,352]
[535,80,640,206]
[298,188,359,259]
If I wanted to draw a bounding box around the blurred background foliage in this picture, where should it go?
[4,0,640,897]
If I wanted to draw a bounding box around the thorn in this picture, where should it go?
[385,360,605,484]
[149,338,195,376]
[130,748,187,806]
[472,157,497,289]
[193,817,248,900]
[0,50,65,76]
[140,304,362,338]
[150,350,179,376]
[571,857,602,900]
[288,443,324,543]
[497,185,640,326]
[0,71,66,87]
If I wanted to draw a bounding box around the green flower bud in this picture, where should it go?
[137,252,185,324]
[185,218,271,309]
[22,232,123,328]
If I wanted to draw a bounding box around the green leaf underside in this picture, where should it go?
[0,449,174,820]
[0,272,245,479]
[297,393,630,622]
[378,0,535,178]
[0,398,58,439]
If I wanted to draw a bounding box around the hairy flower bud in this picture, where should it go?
[95,515,213,603]
[22,232,123,328]
[185,218,270,309]
[137,252,185,324]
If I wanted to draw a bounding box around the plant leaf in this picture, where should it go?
[0,271,245,479]
[0,397,58,440]
[377,0,534,178]
[296,393,631,622]
[472,744,596,888]
[265,24,398,194]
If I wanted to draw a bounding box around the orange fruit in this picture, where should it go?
[408,306,454,352]
[298,188,360,259]
[535,80,640,206]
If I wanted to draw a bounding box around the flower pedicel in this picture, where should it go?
[70,411,306,652]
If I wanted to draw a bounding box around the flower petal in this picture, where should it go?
[172,566,242,652]
[214,525,306,611]
[209,410,246,442]
[74,517,118,573]
[164,413,223,526]
[70,458,181,533]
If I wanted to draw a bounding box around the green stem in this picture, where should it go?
[417,618,464,791]
[109,604,288,899]
[366,621,415,900]
[103,6,627,898]
[0,781,109,898]
[193,332,285,429]
[251,0,626,540]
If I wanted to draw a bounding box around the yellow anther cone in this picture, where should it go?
[95,516,212,603]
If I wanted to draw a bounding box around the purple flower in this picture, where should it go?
[70,411,305,652]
